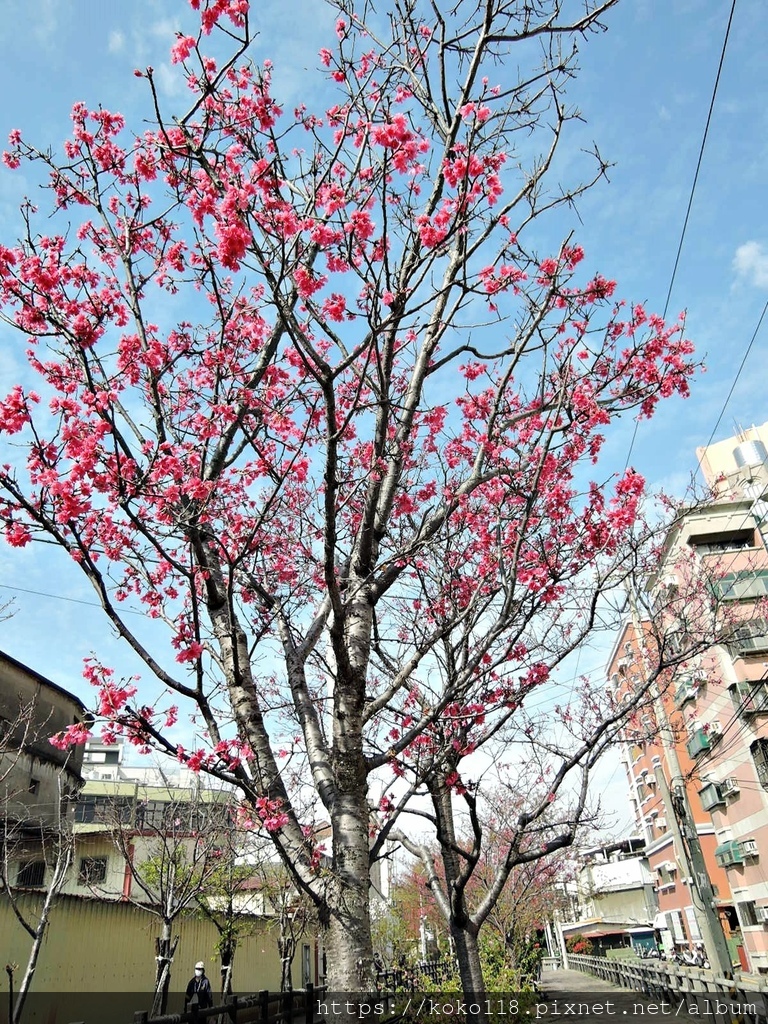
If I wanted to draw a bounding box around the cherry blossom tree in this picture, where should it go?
[0,0,701,993]
[381,516,740,1012]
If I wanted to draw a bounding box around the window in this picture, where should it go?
[714,570,768,602]
[28,778,40,796]
[78,857,108,886]
[737,900,759,928]
[16,861,45,887]
[729,618,768,656]
[731,680,768,716]
[75,794,133,824]
[90,749,120,765]
[751,738,768,789]
[690,531,754,554]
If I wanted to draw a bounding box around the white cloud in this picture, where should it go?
[150,18,177,40]
[154,63,185,100]
[108,30,125,54]
[733,240,768,289]
[31,0,58,49]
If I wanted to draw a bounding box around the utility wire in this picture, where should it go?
[0,583,145,617]
[695,300,768,466]
[624,0,738,470]
[661,0,737,322]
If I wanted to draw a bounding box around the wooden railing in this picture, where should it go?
[130,984,326,1024]
[566,954,768,1021]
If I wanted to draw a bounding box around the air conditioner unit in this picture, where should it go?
[675,681,699,707]
[692,668,708,684]
[715,841,745,868]
[686,728,711,759]
[721,778,740,796]
[756,906,768,923]
[699,782,725,811]
[656,818,667,828]
[741,839,759,858]
[708,720,722,741]
[646,773,657,785]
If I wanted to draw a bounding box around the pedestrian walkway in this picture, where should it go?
[535,967,735,1024]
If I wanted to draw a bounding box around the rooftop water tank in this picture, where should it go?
[733,439,768,470]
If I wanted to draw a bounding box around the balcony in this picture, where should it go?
[714,570,768,602]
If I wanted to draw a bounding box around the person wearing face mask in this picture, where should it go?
[185,960,213,1011]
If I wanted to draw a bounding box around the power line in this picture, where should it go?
[661,0,737,322]
[0,583,145,617]
[695,300,768,467]
[624,0,738,471]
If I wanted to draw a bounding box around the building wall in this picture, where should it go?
[610,423,768,972]
[0,890,316,1002]
[0,651,87,833]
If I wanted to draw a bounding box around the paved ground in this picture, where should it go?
[533,967,738,1024]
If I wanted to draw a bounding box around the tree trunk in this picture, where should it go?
[325,596,376,992]
[11,840,72,1024]
[151,924,176,1017]
[325,902,374,990]
[279,935,295,992]
[324,787,375,991]
[452,925,487,1024]
[12,910,48,1024]
[220,939,235,1000]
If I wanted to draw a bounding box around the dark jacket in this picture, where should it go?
[185,973,213,1009]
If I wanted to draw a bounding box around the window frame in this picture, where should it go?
[78,856,108,886]
[16,860,45,887]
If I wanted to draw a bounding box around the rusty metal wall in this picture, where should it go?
[0,890,313,996]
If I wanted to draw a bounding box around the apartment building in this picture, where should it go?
[608,621,738,961]
[610,423,768,972]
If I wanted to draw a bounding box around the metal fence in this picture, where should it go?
[374,958,451,994]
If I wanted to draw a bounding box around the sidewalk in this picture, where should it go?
[535,967,736,1024]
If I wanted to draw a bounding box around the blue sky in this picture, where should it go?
[0,0,766,831]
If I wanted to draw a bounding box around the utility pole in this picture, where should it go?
[655,770,732,977]
[627,594,733,978]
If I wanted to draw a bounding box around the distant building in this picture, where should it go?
[69,774,233,901]
[559,839,657,954]
[0,649,88,850]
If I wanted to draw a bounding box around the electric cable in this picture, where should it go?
[623,0,738,471]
